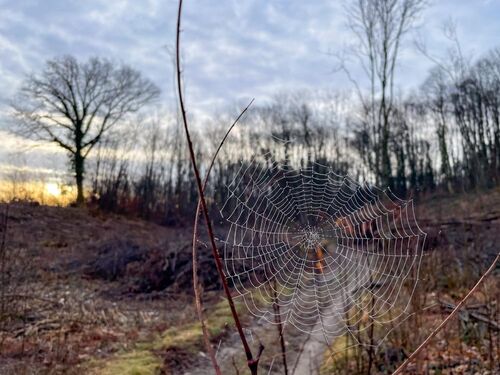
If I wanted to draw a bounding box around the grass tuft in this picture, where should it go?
[90,349,162,375]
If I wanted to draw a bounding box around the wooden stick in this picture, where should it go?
[392,252,499,375]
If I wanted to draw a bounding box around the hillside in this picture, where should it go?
[0,188,498,374]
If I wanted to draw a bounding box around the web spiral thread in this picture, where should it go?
[217,153,426,349]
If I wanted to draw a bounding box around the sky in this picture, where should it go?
[1,0,500,182]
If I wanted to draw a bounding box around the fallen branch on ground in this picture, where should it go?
[439,300,499,331]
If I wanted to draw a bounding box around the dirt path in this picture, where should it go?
[291,327,330,375]
[185,243,367,374]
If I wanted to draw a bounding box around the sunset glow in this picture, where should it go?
[0,179,76,206]
[45,182,61,196]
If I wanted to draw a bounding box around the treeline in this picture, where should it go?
[421,47,500,191]
[88,46,500,225]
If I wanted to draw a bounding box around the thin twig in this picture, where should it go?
[232,355,241,375]
[192,99,254,374]
[291,327,313,375]
[175,1,261,374]
[272,278,288,375]
[392,252,499,375]
[0,204,10,323]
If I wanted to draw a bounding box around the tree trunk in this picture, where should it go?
[75,151,85,205]
[437,108,453,193]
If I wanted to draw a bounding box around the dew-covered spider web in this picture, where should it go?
[216,152,426,354]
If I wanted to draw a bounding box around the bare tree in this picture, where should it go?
[344,0,426,187]
[11,55,160,204]
[421,67,454,191]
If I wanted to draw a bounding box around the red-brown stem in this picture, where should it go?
[192,99,254,375]
[366,256,375,375]
[175,1,260,373]
[272,278,288,375]
[392,252,499,375]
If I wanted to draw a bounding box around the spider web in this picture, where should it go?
[216,152,426,352]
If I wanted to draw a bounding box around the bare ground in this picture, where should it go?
[0,187,499,374]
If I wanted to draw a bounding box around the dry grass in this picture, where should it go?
[0,188,498,374]
[320,188,500,374]
[0,202,193,374]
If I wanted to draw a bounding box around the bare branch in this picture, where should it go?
[175,1,261,373]
[192,98,253,375]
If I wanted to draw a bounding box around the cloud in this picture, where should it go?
[1,0,500,176]
[1,0,499,111]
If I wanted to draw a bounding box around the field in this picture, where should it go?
[0,188,498,374]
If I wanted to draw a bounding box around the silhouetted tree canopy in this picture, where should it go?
[12,55,160,203]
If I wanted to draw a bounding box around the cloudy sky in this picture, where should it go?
[1,0,500,179]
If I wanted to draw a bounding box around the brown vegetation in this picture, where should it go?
[0,186,497,374]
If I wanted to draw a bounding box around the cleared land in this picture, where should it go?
[0,188,498,374]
